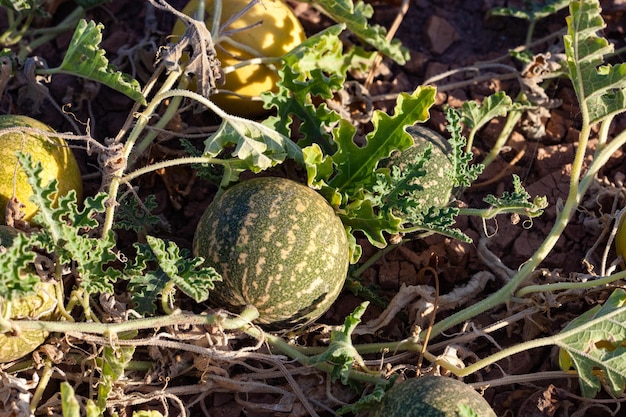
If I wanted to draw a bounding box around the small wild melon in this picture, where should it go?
[371,376,497,417]
[386,125,454,209]
[192,177,349,329]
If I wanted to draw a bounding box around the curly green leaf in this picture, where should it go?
[47,19,145,104]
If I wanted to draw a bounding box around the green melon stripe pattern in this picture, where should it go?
[193,177,349,329]
[371,376,497,417]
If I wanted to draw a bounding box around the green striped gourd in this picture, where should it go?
[193,177,349,329]
[386,125,454,209]
[371,376,497,417]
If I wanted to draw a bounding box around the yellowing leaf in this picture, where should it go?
[557,289,626,397]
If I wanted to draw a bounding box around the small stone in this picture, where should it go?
[425,15,459,55]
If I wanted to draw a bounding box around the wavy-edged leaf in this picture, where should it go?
[302,0,408,64]
[482,174,548,219]
[281,24,349,75]
[329,85,436,196]
[460,91,513,134]
[445,107,484,188]
[114,194,161,233]
[557,288,626,397]
[339,200,402,249]
[18,152,121,294]
[303,143,335,191]
[126,237,221,314]
[125,243,169,315]
[96,338,135,412]
[564,0,626,123]
[403,206,467,242]
[51,19,145,104]
[336,382,389,416]
[0,232,38,301]
[263,26,347,153]
[370,145,429,212]
[203,115,303,187]
[146,235,220,303]
[309,302,369,384]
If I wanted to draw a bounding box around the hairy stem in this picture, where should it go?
[423,112,593,341]
[14,307,259,334]
[101,70,182,237]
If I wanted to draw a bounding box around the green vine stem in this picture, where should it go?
[242,326,390,385]
[30,359,53,412]
[209,0,221,38]
[516,269,626,298]
[439,301,626,377]
[425,103,626,344]
[13,306,259,334]
[351,241,402,278]
[101,84,240,236]
[458,194,548,220]
[479,107,523,169]
[0,8,35,47]
[101,70,183,237]
[121,156,237,184]
[160,280,177,315]
[423,92,596,341]
[292,336,428,357]
[12,305,389,385]
[127,81,188,167]
[18,7,85,61]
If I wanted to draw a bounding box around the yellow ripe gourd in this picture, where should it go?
[172,0,306,118]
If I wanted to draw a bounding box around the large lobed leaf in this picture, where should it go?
[460,91,513,134]
[262,25,348,153]
[329,86,436,195]
[0,232,39,301]
[558,289,626,397]
[126,236,220,315]
[303,86,438,255]
[18,152,121,295]
[564,0,626,123]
